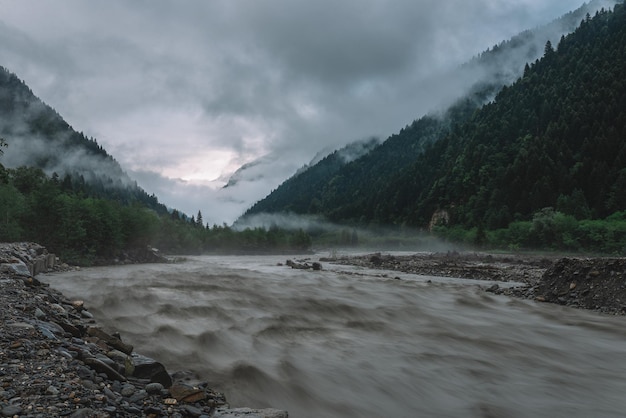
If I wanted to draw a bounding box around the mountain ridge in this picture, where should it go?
[241,0,626,231]
[0,65,169,214]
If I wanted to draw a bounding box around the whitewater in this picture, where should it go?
[41,254,626,418]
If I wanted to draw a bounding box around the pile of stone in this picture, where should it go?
[533,257,626,314]
[0,242,58,277]
[284,259,322,271]
[0,243,288,417]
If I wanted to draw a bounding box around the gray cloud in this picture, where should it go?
[0,0,604,223]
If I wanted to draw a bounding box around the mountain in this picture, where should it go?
[241,1,624,229]
[0,66,167,213]
[239,137,380,217]
[391,4,626,228]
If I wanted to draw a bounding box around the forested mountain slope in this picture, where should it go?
[384,5,626,229]
[242,0,620,225]
[0,66,167,213]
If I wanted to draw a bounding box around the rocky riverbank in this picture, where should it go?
[0,243,287,418]
[329,251,626,315]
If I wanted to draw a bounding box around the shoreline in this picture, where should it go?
[326,250,626,315]
[0,242,288,418]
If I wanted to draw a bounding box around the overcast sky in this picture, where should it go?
[0,0,593,225]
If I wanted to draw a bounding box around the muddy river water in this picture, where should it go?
[42,254,626,418]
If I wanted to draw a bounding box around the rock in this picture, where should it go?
[1,405,23,417]
[81,310,94,319]
[83,357,126,382]
[169,383,206,402]
[50,303,67,318]
[37,323,59,340]
[145,382,164,394]
[0,260,31,277]
[35,307,46,319]
[69,408,94,418]
[124,406,142,414]
[46,385,60,395]
[213,407,289,418]
[486,284,500,293]
[286,259,319,270]
[128,389,148,404]
[103,387,119,401]
[120,384,136,397]
[145,406,164,416]
[131,353,172,387]
[87,327,133,355]
[55,321,82,338]
[182,404,204,417]
[369,253,383,266]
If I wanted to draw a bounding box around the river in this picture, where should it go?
[41,254,626,418]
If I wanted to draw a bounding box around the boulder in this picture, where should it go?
[213,407,289,418]
[83,357,126,382]
[131,353,173,387]
[87,327,134,355]
[0,259,31,276]
[169,383,206,403]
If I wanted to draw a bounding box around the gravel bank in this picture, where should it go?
[328,251,626,315]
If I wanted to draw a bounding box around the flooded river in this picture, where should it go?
[42,254,626,418]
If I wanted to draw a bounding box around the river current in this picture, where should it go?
[42,254,626,418]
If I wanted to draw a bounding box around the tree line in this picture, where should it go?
[0,163,312,265]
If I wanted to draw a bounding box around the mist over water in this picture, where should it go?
[43,255,626,418]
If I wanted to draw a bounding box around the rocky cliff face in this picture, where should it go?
[0,242,57,277]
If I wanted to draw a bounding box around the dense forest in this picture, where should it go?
[243,4,626,254]
[245,0,609,221]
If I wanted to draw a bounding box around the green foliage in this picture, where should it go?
[0,183,25,240]
[435,208,626,255]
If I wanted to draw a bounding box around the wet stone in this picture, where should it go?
[128,389,148,404]
[46,384,60,395]
[102,386,119,401]
[145,405,163,415]
[1,405,23,416]
[120,384,136,397]
[69,408,96,418]
[145,382,164,394]
[183,404,204,417]
[124,405,142,414]
[34,307,46,319]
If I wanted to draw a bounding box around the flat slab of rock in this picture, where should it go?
[213,407,289,418]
